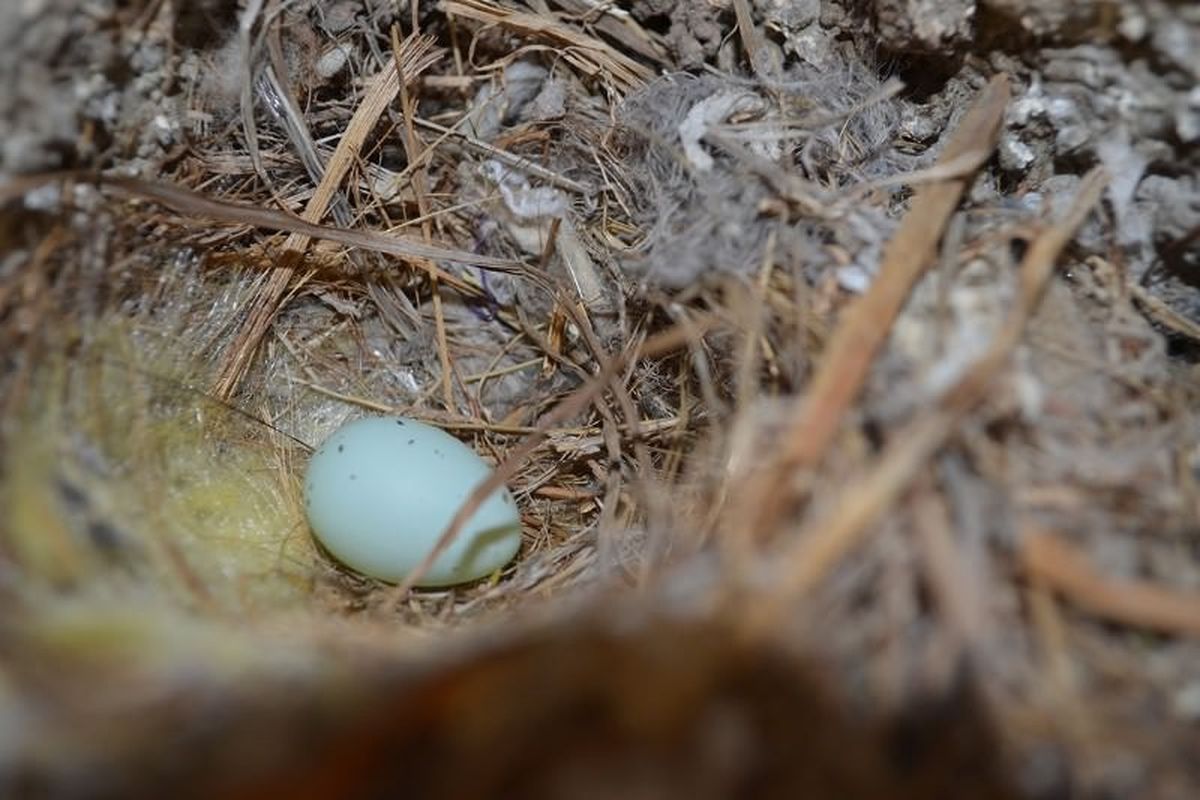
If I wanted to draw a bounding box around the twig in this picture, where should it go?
[0,172,518,272]
[262,32,354,227]
[214,34,442,398]
[732,0,773,79]
[913,488,988,657]
[442,0,652,91]
[1024,570,1089,736]
[1022,528,1200,638]
[727,74,1012,540]
[236,0,267,184]
[1129,282,1200,342]
[548,0,668,64]
[392,25,455,410]
[413,118,594,196]
[745,167,1108,627]
[385,315,721,600]
[778,74,1011,473]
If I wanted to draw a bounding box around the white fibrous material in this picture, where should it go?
[483,160,570,219]
[679,91,766,172]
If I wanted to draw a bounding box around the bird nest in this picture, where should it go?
[2,1,1199,797]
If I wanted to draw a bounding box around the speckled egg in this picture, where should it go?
[303,416,521,587]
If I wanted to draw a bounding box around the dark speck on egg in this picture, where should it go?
[338,444,344,453]
[396,420,405,426]
[349,474,357,480]
[408,438,415,445]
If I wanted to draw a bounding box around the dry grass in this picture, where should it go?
[2,1,1200,796]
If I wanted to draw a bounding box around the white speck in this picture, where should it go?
[836,265,871,294]
[22,183,61,211]
[316,45,350,80]
[1175,87,1200,144]
[999,135,1036,173]
[1173,682,1200,720]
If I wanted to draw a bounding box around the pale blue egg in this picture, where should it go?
[304,416,521,587]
